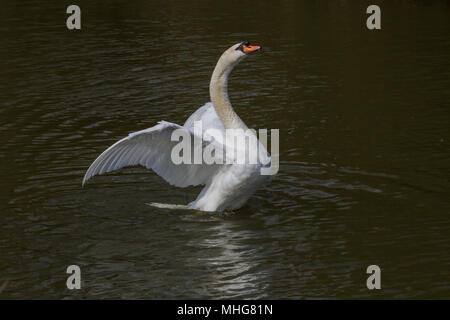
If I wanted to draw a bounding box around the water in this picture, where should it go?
[1,0,450,299]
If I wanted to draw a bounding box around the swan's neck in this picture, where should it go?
[210,57,245,129]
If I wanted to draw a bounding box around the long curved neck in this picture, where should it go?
[209,55,245,129]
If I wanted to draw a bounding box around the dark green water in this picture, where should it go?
[1,0,449,299]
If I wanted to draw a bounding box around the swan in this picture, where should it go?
[82,42,272,212]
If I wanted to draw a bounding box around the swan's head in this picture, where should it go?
[219,41,261,68]
[233,41,261,56]
[212,41,261,81]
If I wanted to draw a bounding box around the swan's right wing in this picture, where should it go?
[82,121,223,188]
[183,102,225,132]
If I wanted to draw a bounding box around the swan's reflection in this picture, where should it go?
[183,213,269,299]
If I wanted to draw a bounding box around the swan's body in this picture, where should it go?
[83,42,271,212]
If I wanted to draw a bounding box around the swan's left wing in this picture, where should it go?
[82,121,223,188]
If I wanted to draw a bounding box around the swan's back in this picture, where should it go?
[184,102,271,169]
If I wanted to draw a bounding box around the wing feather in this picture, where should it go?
[82,121,223,188]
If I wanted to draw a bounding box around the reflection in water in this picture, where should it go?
[1,0,450,299]
[190,218,267,299]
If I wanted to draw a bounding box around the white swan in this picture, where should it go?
[82,42,272,212]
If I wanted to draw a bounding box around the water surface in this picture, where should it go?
[1,0,450,299]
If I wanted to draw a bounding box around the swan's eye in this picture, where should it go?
[236,41,251,52]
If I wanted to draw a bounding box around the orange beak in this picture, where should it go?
[243,44,261,53]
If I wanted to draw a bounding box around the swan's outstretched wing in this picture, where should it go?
[184,102,225,132]
[82,121,222,188]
